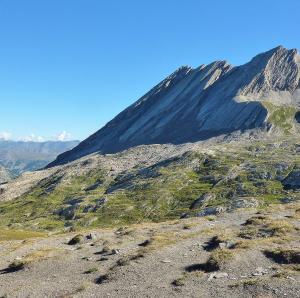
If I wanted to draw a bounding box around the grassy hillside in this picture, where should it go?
[0,137,299,232]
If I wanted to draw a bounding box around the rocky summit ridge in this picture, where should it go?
[48,46,300,168]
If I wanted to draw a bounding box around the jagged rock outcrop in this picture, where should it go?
[48,46,300,167]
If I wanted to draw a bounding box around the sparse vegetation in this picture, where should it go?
[263,102,297,134]
[205,249,234,271]
[7,259,27,272]
[172,277,185,287]
[0,137,299,232]
[230,278,259,288]
[84,267,98,274]
[0,229,45,241]
[239,216,296,239]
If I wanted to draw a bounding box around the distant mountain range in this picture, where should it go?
[0,140,79,178]
[48,46,300,167]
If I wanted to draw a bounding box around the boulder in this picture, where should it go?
[68,234,84,245]
[279,197,298,203]
[190,193,216,209]
[83,198,107,213]
[55,204,80,220]
[282,168,300,190]
[230,198,259,209]
[196,206,226,217]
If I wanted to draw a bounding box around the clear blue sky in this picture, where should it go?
[0,0,299,141]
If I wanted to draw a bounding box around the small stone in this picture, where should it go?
[111,249,120,255]
[208,272,228,280]
[253,267,268,276]
[161,259,171,263]
[86,232,97,240]
[218,240,235,250]
[214,272,229,279]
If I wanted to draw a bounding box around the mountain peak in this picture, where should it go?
[48,46,300,167]
[239,46,300,94]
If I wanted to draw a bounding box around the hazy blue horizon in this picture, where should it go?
[0,0,299,141]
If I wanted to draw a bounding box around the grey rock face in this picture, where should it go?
[189,193,216,209]
[282,168,300,190]
[48,46,300,167]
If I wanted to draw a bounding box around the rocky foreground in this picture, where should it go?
[0,201,299,297]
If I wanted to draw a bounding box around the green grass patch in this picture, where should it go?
[0,228,45,241]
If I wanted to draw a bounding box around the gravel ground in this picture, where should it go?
[0,205,299,298]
